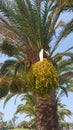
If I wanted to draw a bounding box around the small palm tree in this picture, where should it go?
[15,94,36,124]
[0,0,73,130]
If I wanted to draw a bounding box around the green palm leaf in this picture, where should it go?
[15,94,35,119]
[3,93,15,108]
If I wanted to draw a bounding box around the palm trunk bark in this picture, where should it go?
[35,94,59,130]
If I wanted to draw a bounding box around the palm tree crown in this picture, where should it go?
[0,0,73,94]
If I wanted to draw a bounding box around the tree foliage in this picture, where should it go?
[0,0,73,97]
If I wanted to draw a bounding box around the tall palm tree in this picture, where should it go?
[0,0,73,130]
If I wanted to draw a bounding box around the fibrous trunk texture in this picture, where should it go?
[36,94,59,130]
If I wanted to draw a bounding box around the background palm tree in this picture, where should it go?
[0,0,73,130]
[14,93,36,129]
[15,94,36,124]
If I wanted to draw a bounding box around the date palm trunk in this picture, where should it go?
[35,94,59,130]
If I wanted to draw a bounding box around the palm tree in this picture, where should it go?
[14,93,73,129]
[15,94,36,125]
[15,93,36,129]
[0,0,73,130]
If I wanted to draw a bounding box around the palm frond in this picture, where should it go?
[62,1,73,12]
[0,39,19,56]
[51,19,73,56]
[48,5,62,42]
[57,59,73,74]
[53,52,73,66]
[15,102,35,117]
[59,71,73,77]
[3,93,15,108]
[0,59,17,76]
[58,103,72,121]
[0,17,29,54]
[15,93,35,119]
[66,83,73,92]
[0,0,54,62]
[21,94,35,106]
[60,86,68,97]
[65,5,73,12]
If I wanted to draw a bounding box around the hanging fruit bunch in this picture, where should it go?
[0,40,18,56]
[10,76,23,93]
[0,77,9,98]
[26,58,58,97]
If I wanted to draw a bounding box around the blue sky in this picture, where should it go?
[0,95,26,124]
[0,11,73,124]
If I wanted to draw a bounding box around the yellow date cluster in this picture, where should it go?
[26,58,58,97]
